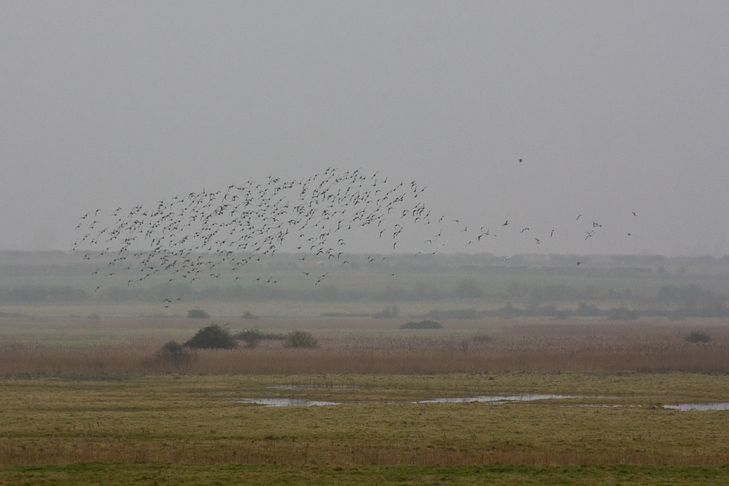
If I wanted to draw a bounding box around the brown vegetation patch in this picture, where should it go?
[1,318,728,377]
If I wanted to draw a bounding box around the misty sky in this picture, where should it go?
[2,1,728,257]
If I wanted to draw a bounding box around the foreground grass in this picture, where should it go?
[1,374,729,468]
[2,463,729,486]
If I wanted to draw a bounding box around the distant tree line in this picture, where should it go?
[2,280,728,319]
[0,285,88,303]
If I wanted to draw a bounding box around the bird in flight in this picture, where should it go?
[75,166,641,295]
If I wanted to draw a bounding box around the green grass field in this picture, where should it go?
[5,463,729,486]
[1,372,729,484]
[2,463,729,486]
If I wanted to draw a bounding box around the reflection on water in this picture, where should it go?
[268,385,355,390]
[231,395,729,410]
[235,398,340,407]
[414,394,576,404]
[663,402,729,411]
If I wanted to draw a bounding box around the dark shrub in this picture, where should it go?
[185,324,237,349]
[187,309,210,319]
[285,330,318,348]
[160,340,185,355]
[236,327,263,348]
[234,327,286,348]
[686,331,711,343]
[400,320,443,329]
[156,340,193,365]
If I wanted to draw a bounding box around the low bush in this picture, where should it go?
[285,330,318,348]
[400,320,443,329]
[185,324,237,349]
[235,327,286,348]
[686,331,711,343]
[156,340,194,365]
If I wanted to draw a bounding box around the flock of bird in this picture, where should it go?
[73,166,637,293]
[74,168,433,289]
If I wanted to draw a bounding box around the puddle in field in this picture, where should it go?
[663,402,729,411]
[232,394,574,407]
[414,394,577,404]
[231,395,729,410]
[234,398,340,407]
[569,402,729,411]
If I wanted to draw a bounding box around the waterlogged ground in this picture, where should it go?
[1,372,729,481]
[235,394,729,410]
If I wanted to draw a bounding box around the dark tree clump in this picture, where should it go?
[185,324,237,349]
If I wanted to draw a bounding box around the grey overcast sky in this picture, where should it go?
[2,1,728,256]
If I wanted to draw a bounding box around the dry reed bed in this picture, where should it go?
[2,318,729,376]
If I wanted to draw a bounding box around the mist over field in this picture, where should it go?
[3,249,729,324]
[2,2,729,257]
[3,5,729,482]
